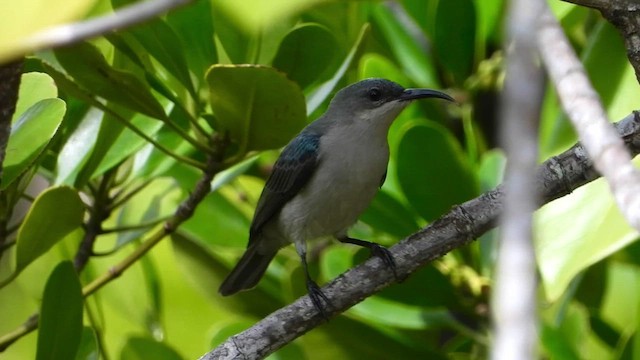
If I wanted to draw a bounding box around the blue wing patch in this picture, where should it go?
[249,132,320,243]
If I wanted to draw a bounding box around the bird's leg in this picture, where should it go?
[300,254,332,319]
[338,237,398,279]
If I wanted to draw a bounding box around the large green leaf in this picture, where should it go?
[206,65,307,153]
[272,23,338,89]
[433,0,477,84]
[396,122,478,222]
[536,178,637,302]
[15,187,85,272]
[54,42,166,120]
[371,3,438,87]
[2,98,66,189]
[36,261,83,360]
[120,337,182,360]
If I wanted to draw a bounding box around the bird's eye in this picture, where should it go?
[367,88,382,101]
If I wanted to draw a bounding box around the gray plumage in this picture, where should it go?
[219,79,454,310]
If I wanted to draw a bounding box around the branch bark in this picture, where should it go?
[200,112,640,360]
[562,0,640,84]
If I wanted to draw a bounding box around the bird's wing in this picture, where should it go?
[248,132,320,244]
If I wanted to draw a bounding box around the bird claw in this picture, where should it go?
[369,243,400,280]
[306,279,332,319]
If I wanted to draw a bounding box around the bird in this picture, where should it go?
[219,78,454,316]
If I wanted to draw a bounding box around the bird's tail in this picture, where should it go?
[219,244,277,296]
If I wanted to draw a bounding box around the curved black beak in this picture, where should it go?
[399,88,455,103]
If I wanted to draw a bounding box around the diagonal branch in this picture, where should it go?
[20,0,192,58]
[538,2,640,232]
[200,112,640,359]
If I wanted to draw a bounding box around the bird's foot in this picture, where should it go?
[306,279,332,320]
[368,243,399,279]
[340,237,401,281]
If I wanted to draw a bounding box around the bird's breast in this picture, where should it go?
[277,128,390,241]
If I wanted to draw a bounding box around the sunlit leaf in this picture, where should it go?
[536,178,637,301]
[36,261,83,360]
[14,72,58,118]
[2,98,66,189]
[0,0,96,62]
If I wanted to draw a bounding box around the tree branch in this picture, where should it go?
[18,0,192,58]
[491,0,544,358]
[200,112,640,359]
[538,2,640,232]
[0,59,24,250]
[561,0,640,83]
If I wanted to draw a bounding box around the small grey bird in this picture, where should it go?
[219,78,454,315]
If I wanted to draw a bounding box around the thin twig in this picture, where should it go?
[22,0,192,54]
[0,133,227,351]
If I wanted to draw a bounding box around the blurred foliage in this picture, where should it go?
[0,0,639,359]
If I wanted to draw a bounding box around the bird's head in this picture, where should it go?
[325,78,454,128]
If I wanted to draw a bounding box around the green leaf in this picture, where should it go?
[54,42,166,120]
[166,0,218,81]
[75,327,99,360]
[433,0,477,83]
[3,98,66,189]
[536,177,638,301]
[120,337,182,360]
[206,64,307,153]
[54,108,103,185]
[350,296,455,330]
[396,122,478,222]
[360,190,420,238]
[36,261,83,360]
[127,19,196,97]
[14,72,58,118]
[211,0,328,34]
[272,23,338,89]
[305,23,370,115]
[371,3,438,87]
[15,187,84,272]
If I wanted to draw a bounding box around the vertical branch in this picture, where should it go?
[491,0,544,359]
[0,59,24,248]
